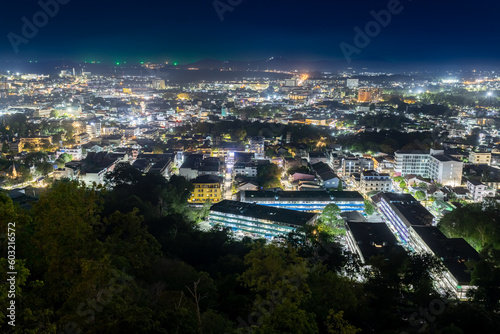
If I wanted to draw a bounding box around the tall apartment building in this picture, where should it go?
[394,149,463,186]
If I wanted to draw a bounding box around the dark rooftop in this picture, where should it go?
[411,226,479,284]
[391,201,433,227]
[191,174,222,184]
[241,190,364,202]
[347,222,405,263]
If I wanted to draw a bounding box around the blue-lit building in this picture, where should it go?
[376,193,433,244]
[239,190,365,212]
[208,200,317,239]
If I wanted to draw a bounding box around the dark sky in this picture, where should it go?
[0,0,498,65]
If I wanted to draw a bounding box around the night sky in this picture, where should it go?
[0,0,498,66]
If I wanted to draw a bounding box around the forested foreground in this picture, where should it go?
[1,171,500,333]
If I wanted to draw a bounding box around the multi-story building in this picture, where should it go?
[394,150,430,177]
[428,154,463,186]
[469,151,491,165]
[239,189,365,212]
[73,133,90,144]
[341,157,374,176]
[208,200,317,240]
[188,175,223,204]
[233,162,258,178]
[198,157,222,177]
[311,162,341,189]
[409,226,479,299]
[346,222,405,264]
[359,170,392,194]
[466,179,495,202]
[123,127,140,138]
[56,147,83,161]
[394,149,463,186]
[376,192,433,244]
[249,136,265,159]
[179,154,204,180]
[86,121,102,138]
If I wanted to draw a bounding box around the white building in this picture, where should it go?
[395,149,463,187]
[428,154,463,187]
[466,179,496,202]
[233,163,258,178]
[342,157,374,176]
[359,170,392,194]
[469,151,491,165]
[56,147,84,161]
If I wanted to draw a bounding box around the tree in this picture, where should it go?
[336,181,343,191]
[326,310,361,334]
[239,244,318,333]
[102,209,161,272]
[364,199,375,215]
[37,162,54,176]
[50,110,59,118]
[414,190,426,201]
[418,182,429,189]
[393,176,405,183]
[257,163,282,189]
[31,181,103,304]
[319,204,345,238]
[105,163,142,187]
[321,204,342,224]
[438,202,500,251]
[399,181,406,189]
[240,244,311,305]
[233,128,247,142]
[468,246,500,311]
[56,153,73,167]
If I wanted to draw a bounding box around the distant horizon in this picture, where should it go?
[1,0,500,69]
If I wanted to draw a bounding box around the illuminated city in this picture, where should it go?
[1,0,499,333]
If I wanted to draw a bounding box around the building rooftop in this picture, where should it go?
[411,226,479,284]
[467,179,483,186]
[210,200,316,227]
[347,222,405,262]
[191,174,222,184]
[380,192,417,204]
[431,155,460,163]
[241,190,364,202]
[391,201,433,227]
[395,150,430,155]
